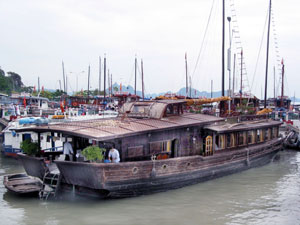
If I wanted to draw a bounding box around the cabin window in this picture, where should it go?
[166,105,174,115]
[132,105,150,115]
[268,128,272,140]
[149,140,172,155]
[226,134,231,148]
[231,133,236,147]
[247,131,252,144]
[218,134,225,149]
[127,145,144,158]
[263,129,268,141]
[238,132,245,146]
[272,127,278,138]
[258,129,264,142]
[252,130,256,144]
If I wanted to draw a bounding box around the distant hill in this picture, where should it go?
[110,83,227,99]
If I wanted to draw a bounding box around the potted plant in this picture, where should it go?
[82,145,106,162]
[20,139,40,156]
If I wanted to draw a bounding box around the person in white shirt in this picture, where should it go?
[108,145,120,163]
[63,141,74,161]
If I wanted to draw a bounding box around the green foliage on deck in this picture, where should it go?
[82,146,106,162]
[20,139,40,156]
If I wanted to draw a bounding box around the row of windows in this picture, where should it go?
[215,127,279,150]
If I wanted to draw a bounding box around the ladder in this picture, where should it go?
[39,171,62,200]
[229,0,251,97]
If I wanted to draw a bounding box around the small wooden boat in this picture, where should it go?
[3,173,42,196]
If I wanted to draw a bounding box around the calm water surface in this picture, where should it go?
[0,148,300,225]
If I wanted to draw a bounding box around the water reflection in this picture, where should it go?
[0,150,299,225]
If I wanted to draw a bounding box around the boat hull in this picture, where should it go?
[2,144,22,158]
[3,173,42,196]
[55,138,283,198]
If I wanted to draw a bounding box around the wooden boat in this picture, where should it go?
[14,100,283,198]
[3,173,42,196]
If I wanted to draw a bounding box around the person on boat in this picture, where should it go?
[15,105,20,116]
[63,140,74,161]
[108,144,120,163]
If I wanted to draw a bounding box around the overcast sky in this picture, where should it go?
[0,0,299,98]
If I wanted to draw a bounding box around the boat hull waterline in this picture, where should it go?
[53,138,282,198]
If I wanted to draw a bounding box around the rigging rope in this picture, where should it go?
[191,0,216,79]
[250,10,269,94]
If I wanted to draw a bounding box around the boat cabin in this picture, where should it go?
[14,100,222,161]
[204,120,281,155]
[14,100,281,163]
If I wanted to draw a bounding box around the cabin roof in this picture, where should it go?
[205,119,282,134]
[14,113,223,141]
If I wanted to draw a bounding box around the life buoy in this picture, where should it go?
[72,102,78,107]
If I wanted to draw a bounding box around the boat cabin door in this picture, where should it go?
[205,136,213,156]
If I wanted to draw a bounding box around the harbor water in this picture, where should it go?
[1,148,300,225]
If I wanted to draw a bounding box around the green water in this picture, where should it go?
[0,148,300,225]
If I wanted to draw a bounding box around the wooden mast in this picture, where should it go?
[104,55,106,100]
[87,65,90,102]
[108,70,110,98]
[240,49,243,106]
[135,56,137,96]
[273,66,275,99]
[141,59,144,101]
[99,56,101,95]
[110,74,113,97]
[264,0,272,109]
[280,59,284,107]
[185,53,188,98]
[62,61,66,93]
[221,0,225,113]
[232,53,236,96]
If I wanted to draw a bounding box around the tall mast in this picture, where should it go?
[108,70,110,98]
[185,53,188,98]
[104,55,106,100]
[211,80,213,107]
[111,73,113,96]
[273,66,276,99]
[62,61,66,93]
[281,59,284,107]
[211,80,213,98]
[227,16,232,115]
[38,77,40,93]
[264,0,272,109]
[221,0,225,112]
[141,59,144,101]
[59,80,62,91]
[189,76,192,98]
[232,53,236,96]
[240,49,243,105]
[99,56,101,95]
[135,56,137,95]
[87,65,90,102]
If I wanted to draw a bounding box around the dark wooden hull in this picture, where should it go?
[55,138,283,198]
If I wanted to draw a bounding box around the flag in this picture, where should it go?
[60,101,64,113]
[23,96,26,108]
[120,83,122,91]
